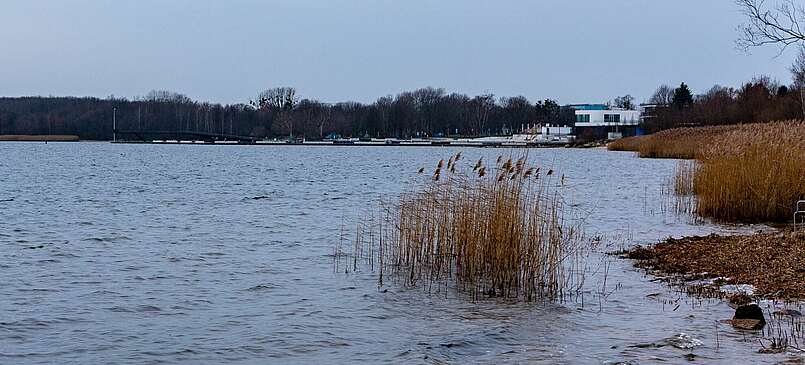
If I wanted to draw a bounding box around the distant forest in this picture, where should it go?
[3,69,805,140]
[0,88,576,140]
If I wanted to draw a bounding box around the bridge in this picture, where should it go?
[115,130,258,143]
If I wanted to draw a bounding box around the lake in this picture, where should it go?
[0,143,788,364]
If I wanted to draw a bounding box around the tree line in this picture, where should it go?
[4,70,805,140]
[0,88,579,140]
[643,52,805,133]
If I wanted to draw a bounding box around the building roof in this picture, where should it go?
[566,104,609,111]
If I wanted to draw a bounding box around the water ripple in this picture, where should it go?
[0,143,781,364]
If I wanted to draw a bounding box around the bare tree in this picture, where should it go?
[251,87,298,137]
[736,0,805,51]
[613,95,635,109]
[145,90,191,104]
[374,96,393,137]
[251,87,297,111]
[316,105,331,139]
[469,94,495,135]
[791,45,805,117]
[500,96,532,130]
[412,87,445,133]
[648,84,675,105]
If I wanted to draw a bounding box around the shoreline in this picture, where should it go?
[1,137,611,148]
[622,229,805,301]
[0,134,79,142]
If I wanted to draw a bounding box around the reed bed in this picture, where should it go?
[337,152,586,301]
[611,121,805,223]
[605,135,645,153]
[607,125,740,159]
[692,121,805,222]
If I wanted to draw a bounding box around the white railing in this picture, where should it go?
[796,200,805,231]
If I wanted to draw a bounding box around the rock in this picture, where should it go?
[731,319,765,330]
[734,303,765,321]
[732,303,766,330]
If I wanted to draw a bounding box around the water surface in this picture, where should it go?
[0,143,793,364]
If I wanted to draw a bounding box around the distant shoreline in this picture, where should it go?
[0,135,79,142]
[107,139,606,149]
[0,136,611,149]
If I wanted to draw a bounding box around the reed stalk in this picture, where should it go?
[339,152,586,301]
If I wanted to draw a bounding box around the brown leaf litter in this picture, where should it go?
[626,230,805,300]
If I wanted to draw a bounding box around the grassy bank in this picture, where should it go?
[609,121,805,223]
[627,230,805,300]
[0,134,79,142]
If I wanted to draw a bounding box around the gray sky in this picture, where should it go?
[0,0,796,105]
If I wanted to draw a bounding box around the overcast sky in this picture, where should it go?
[0,0,796,105]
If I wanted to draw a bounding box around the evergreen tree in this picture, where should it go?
[672,82,694,109]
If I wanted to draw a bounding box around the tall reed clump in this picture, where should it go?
[691,121,805,222]
[609,121,805,222]
[338,152,586,301]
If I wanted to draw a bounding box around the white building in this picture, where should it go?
[570,104,641,127]
[568,104,641,140]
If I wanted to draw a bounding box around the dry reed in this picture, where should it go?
[607,125,740,159]
[611,121,805,223]
[338,152,586,301]
[606,135,645,153]
[692,121,805,222]
[673,160,697,197]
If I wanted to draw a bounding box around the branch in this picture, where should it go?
[736,0,805,51]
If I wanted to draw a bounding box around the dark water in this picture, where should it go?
[0,143,796,364]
